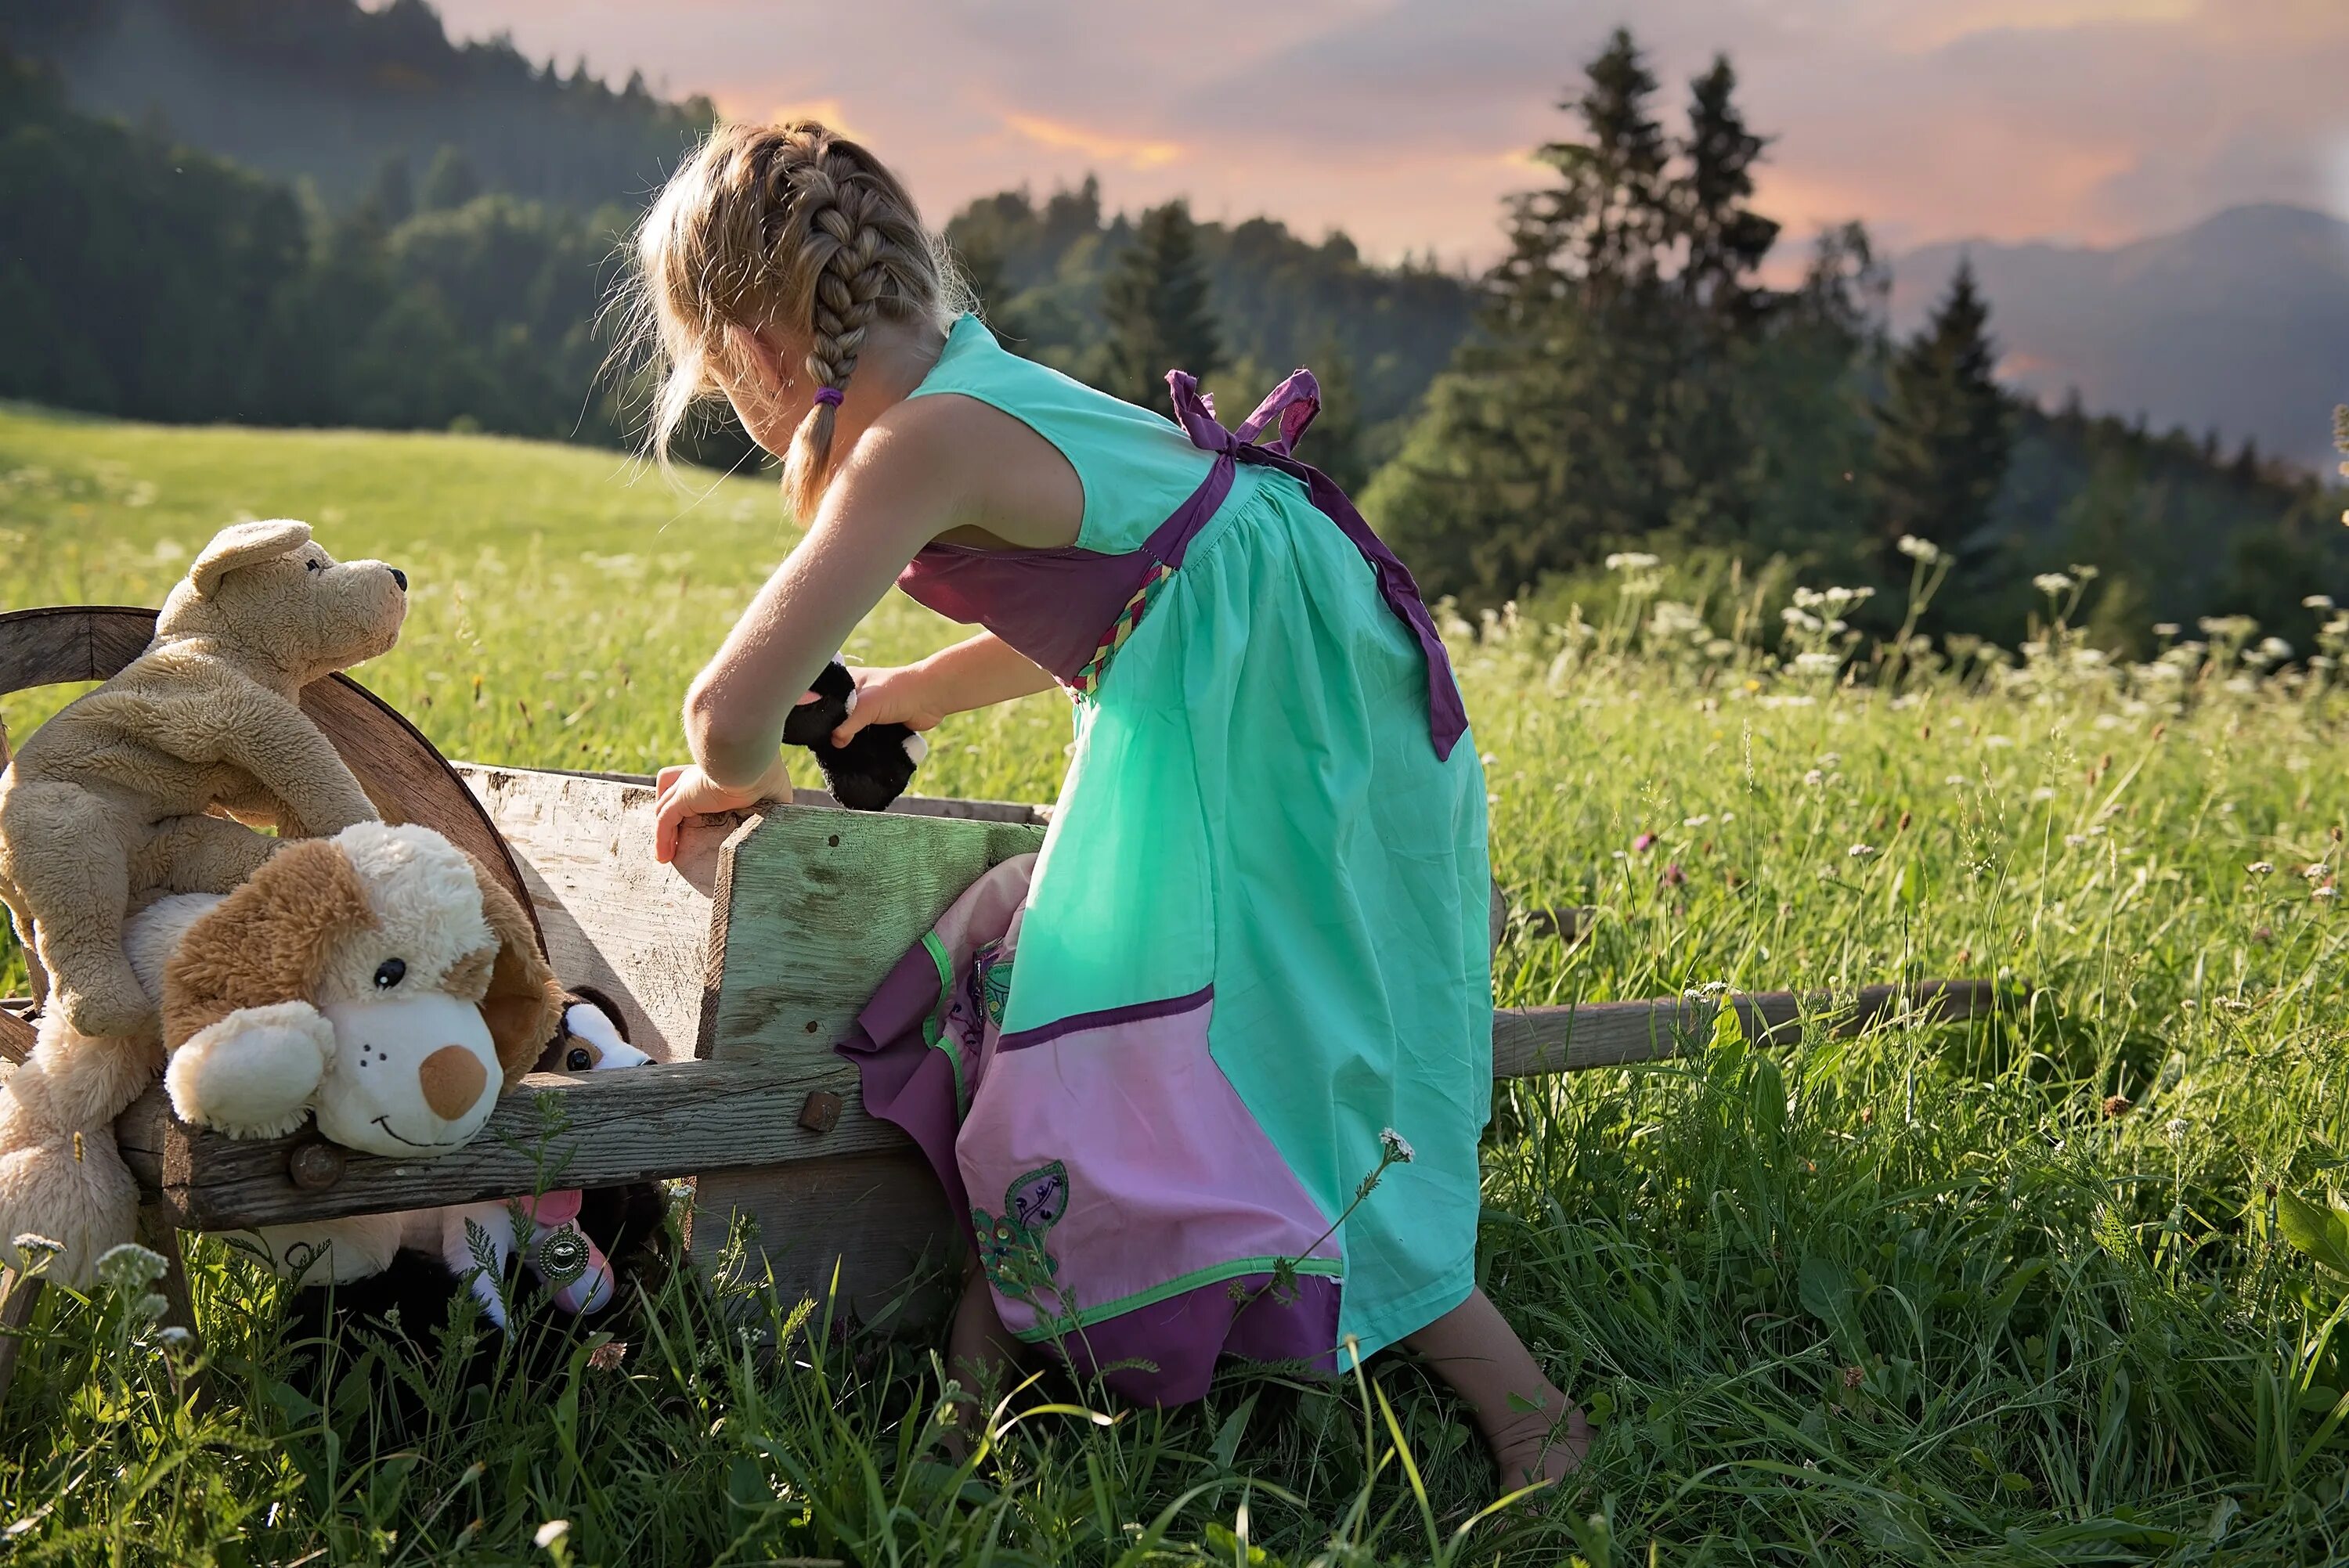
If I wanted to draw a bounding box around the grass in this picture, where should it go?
[2,402,2347,1564]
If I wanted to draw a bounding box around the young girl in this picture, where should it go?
[632,122,1589,1493]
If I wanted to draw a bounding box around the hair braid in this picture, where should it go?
[622,118,972,518]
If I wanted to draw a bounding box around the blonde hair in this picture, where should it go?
[624,121,968,517]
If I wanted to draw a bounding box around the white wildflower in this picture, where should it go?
[1380,1127,1416,1164]
[1604,551,1660,573]
[2315,885,2338,902]
[2033,572,2076,596]
[2065,834,2087,847]
[1794,651,1843,676]
[2304,595,2334,611]
[2068,564,2101,581]
[2032,787,2055,802]
[535,1520,571,1549]
[1944,774,1967,786]
[1803,769,1825,787]
[2304,863,2329,880]
[1848,843,1878,858]
[1782,607,1823,633]
[1684,814,1712,827]
[2247,861,2275,877]
[2259,636,2293,661]
[95,1243,168,1292]
[2165,1119,2188,1146]
[1896,535,1942,562]
[2152,622,2180,637]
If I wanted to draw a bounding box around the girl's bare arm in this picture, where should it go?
[830,632,1058,743]
[682,412,965,790]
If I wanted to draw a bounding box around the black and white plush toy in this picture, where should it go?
[281,987,665,1426]
[781,658,927,812]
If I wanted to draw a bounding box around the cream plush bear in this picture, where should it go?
[0,519,406,1039]
[0,523,410,1285]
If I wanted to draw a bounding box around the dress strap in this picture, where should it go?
[1160,369,1470,762]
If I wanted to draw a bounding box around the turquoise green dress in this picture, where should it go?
[840,315,1490,1400]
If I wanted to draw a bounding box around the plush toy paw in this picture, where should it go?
[781,658,925,812]
[50,976,157,1044]
[236,1216,406,1286]
[0,1093,137,1290]
[164,1000,334,1138]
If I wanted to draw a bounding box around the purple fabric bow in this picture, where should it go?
[1164,368,1470,762]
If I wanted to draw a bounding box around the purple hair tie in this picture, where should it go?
[813,386,845,408]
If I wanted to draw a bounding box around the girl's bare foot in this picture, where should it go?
[1402,1288,1592,1502]
[1486,1397,1593,1493]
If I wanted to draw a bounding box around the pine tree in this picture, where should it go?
[1676,56,1777,325]
[1371,27,1795,600]
[359,152,414,231]
[1304,330,1367,493]
[1866,259,2012,575]
[1098,200,1221,418]
[419,145,482,211]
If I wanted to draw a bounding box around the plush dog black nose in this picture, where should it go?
[390,568,408,591]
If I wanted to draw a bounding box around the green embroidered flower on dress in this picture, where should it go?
[972,1159,1068,1302]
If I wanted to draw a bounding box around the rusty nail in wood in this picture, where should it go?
[798,1090,843,1134]
[287,1140,346,1191]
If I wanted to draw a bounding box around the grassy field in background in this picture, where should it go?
[2,402,2348,1564]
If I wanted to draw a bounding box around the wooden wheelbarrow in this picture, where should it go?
[0,605,1997,1405]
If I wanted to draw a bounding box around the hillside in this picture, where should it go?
[0,0,709,211]
[1892,204,2349,471]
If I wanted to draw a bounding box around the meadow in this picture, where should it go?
[2,401,2347,1565]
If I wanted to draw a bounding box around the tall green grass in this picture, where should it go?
[2,405,2346,1564]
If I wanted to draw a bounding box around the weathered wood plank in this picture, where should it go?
[1492,979,1997,1078]
[0,605,156,691]
[454,766,749,1059]
[0,1000,29,1066]
[115,1055,913,1230]
[0,1269,40,1411]
[110,978,1997,1247]
[690,803,1044,1314]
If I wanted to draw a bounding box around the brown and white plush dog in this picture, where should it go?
[156,821,560,1150]
[0,519,406,1040]
[0,822,559,1286]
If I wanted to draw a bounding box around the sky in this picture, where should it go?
[430,0,2349,267]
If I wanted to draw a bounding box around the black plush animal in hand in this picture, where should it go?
[781,658,927,811]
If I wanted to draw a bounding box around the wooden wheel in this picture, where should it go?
[0,605,539,1062]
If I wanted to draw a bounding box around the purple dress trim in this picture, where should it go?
[994,983,1214,1054]
[835,943,973,1228]
[1048,1274,1340,1405]
[894,366,1467,759]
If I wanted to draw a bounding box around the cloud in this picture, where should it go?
[1000,114,1185,171]
[429,0,2349,265]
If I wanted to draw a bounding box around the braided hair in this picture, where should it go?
[626,121,969,519]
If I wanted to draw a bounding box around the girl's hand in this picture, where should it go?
[829,664,947,745]
[652,759,789,864]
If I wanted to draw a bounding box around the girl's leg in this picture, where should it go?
[941,1263,1024,1460]
[1405,1288,1590,1491]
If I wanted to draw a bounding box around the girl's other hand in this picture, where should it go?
[830,664,947,746]
[652,760,788,864]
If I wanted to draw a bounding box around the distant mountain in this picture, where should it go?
[1892,204,2349,472]
[0,0,709,212]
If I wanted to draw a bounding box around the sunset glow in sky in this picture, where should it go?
[429,0,2349,264]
